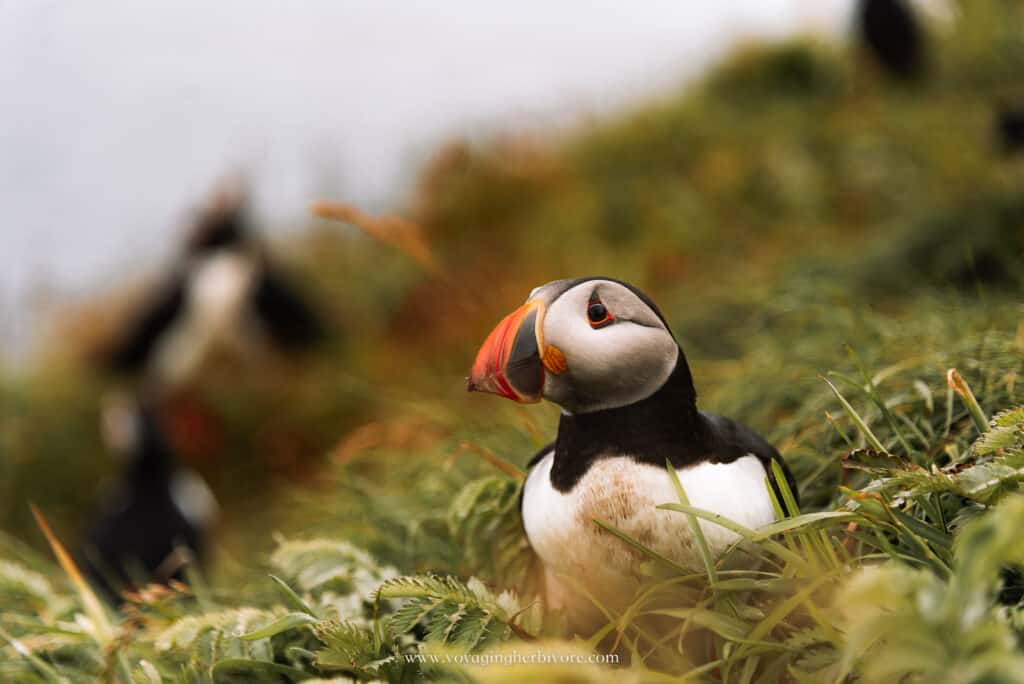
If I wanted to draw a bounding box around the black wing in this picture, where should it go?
[701,412,800,510]
[250,265,328,353]
[103,276,187,374]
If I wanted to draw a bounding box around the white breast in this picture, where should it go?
[152,252,257,384]
[521,452,777,623]
[170,469,220,529]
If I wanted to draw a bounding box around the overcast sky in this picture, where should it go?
[0,1,850,361]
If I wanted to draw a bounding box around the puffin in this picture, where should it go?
[996,104,1024,155]
[103,189,327,386]
[467,277,797,629]
[856,0,925,82]
[79,393,219,601]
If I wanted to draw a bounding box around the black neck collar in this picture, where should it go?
[125,408,177,488]
[550,354,709,492]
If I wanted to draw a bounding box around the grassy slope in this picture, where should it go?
[3,3,1024,681]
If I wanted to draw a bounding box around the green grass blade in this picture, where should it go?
[592,518,690,575]
[30,505,115,646]
[657,503,808,569]
[826,411,856,449]
[0,624,69,684]
[821,376,889,454]
[947,368,989,435]
[732,572,837,661]
[771,460,800,517]
[665,459,717,584]
[210,659,312,681]
[749,512,856,540]
[269,574,319,617]
[646,607,751,641]
[845,345,914,456]
[239,612,319,640]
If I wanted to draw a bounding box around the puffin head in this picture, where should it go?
[468,278,685,414]
[185,185,250,256]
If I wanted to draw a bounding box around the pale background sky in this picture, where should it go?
[0,1,851,362]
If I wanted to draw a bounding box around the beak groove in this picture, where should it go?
[468,300,547,403]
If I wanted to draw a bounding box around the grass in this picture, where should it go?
[3,2,1024,681]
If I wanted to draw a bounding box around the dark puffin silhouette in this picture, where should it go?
[857,0,926,81]
[103,188,328,386]
[79,395,218,601]
[995,104,1024,155]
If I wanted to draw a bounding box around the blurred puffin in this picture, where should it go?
[468,277,796,628]
[996,104,1024,155]
[103,188,327,386]
[80,394,218,600]
[856,0,925,81]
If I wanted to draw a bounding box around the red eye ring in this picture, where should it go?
[587,300,613,328]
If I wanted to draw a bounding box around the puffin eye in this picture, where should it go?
[587,300,613,328]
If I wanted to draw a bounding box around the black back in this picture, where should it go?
[533,357,798,508]
[80,404,209,601]
[858,0,925,81]
[701,412,799,507]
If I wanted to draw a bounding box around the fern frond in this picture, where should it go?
[377,574,522,651]
[839,495,1024,683]
[974,407,1024,456]
[446,477,532,586]
[376,574,477,606]
[155,608,282,666]
[0,559,71,615]
[269,538,397,597]
[312,619,415,681]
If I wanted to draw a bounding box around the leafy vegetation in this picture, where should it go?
[2,2,1024,681]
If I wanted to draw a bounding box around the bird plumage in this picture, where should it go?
[857,0,925,81]
[102,192,326,385]
[996,105,1024,155]
[522,451,777,627]
[468,277,796,630]
[80,398,218,602]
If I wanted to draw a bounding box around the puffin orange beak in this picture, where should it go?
[467,300,549,403]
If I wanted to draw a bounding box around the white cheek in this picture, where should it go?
[584,324,671,369]
[544,316,678,411]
